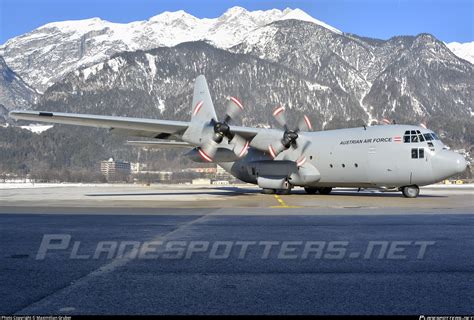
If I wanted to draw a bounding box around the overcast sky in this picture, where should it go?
[1,0,473,44]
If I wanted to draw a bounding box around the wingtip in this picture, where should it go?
[8,110,21,119]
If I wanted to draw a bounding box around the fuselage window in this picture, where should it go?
[418,134,425,142]
[342,164,345,168]
[330,164,333,168]
[354,163,358,168]
[423,133,433,141]
[411,135,419,143]
[432,133,440,140]
[404,135,410,143]
[411,148,424,159]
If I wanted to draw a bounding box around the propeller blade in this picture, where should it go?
[272,106,287,129]
[199,139,219,162]
[295,140,311,167]
[296,156,307,167]
[297,115,313,132]
[231,135,250,158]
[382,118,391,125]
[420,123,427,129]
[268,142,286,159]
[197,148,213,162]
[224,96,244,123]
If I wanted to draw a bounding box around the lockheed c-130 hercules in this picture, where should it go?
[10,75,468,198]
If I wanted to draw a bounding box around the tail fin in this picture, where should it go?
[191,75,217,123]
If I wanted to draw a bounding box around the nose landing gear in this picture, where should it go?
[304,187,333,195]
[401,185,420,198]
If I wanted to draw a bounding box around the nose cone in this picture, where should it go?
[454,154,469,174]
[432,150,468,180]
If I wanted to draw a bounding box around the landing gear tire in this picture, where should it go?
[278,187,292,195]
[319,187,333,195]
[304,187,318,194]
[401,185,419,198]
[262,188,276,195]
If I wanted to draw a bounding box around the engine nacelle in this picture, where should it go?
[257,176,290,190]
[248,160,321,187]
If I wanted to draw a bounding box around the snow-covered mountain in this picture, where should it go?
[447,42,474,64]
[0,7,340,92]
[1,7,473,174]
[37,24,473,140]
[0,56,38,111]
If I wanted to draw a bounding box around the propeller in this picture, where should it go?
[380,118,396,125]
[268,106,313,166]
[197,97,249,162]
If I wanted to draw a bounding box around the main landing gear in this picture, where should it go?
[262,185,292,195]
[304,187,333,195]
[401,185,420,198]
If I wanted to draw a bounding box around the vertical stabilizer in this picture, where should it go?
[191,75,217,123]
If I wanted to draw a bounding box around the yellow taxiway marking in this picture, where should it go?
[270,194,302,208]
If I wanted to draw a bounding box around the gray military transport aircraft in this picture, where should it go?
[10,75,468,198]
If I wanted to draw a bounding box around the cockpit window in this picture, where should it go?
[404,130,439,143]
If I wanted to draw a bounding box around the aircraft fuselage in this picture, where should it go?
[220,124,467,189]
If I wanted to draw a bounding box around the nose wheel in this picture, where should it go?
[304,187,333,195]
[401,185,420,198]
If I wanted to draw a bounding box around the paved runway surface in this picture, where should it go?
[0,185,473,314]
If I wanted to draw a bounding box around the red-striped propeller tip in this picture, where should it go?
[303,115,312,130]
[273,106,285,117]
[296,156,306,167]
[382,118,391,124]
[268,145,277,159]
[229,97,244,110]
[238,141,250,158]
[193,100,204,116]
[197,148,213,162]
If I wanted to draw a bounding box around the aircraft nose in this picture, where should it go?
[454,154,469,174]
[432,150,467,179]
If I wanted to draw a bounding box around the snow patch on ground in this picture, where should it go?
[19,124,54,134]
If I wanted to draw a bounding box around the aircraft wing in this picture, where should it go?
[126,140,192,148]
[9,110,270,149]
[9,110,190,139]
